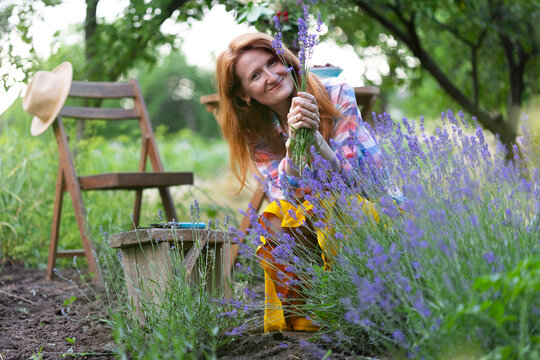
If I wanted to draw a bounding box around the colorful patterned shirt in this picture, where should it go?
[252,77,403,204]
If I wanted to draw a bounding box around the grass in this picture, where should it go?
[0,101,255,267]
[51,212,251,359]
[0,103,260,357]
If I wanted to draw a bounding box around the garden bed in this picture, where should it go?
[0,265,115,359]
[0,265,360,359]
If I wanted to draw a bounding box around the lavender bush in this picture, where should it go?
[235,110,539,358]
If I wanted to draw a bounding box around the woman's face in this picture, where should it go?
[235,49,294,112]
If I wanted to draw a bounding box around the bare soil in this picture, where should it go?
[0,265,114,360]
[0,265,359,360]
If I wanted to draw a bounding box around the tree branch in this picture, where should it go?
[353,0,516,148]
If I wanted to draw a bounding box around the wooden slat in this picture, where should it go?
[60,106,140,120]
[116,232,231,323]
[46,166,66,281]
[184,235,208,279]
[109,229,230,248]
[133,242,172,321]
[56,249,86,257]
[52,120,100,279]
[200,94,220,114]
[353,86,380,96]
[200,93,219,104]
[69,81,137,98]
[78,172,193,190]
[119,246,145,321]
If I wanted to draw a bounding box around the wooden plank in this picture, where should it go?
[133,136,150,227]
[114,229,233,323]
[158,186,178,222]
[183,234,208,279]
[199,94,219,113]
[119,246,145,322]
[60,106,140,120]
[353,86,380,97]
[52,120,100,279]
[78,172,193,190]
[199,93,219,104]
[69,81,137,98]
[56,249,86,257]
[134,242,172,316]
[222,243,233,300]
[47,166,66,281]
[109,229,230,248]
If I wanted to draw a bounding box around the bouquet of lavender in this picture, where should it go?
[272,7,322,175]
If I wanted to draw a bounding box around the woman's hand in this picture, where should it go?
[286,91,320,140]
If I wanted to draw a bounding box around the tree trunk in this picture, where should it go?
[77,0,99,143]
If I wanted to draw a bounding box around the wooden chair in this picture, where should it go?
[200,86,381,271]
[46,79,193,281]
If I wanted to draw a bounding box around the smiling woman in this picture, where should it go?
[235,49,295,119]
[215,32,402,333]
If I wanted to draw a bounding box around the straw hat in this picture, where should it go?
[22,62,73,136]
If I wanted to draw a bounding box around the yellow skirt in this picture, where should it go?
[256,196,380,332]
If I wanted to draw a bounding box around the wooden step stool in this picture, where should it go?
[110,228,232,323]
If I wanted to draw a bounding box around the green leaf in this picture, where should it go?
[260,7,274,16]
[65,337,75,344]
[473,273,501,292]
[63,296,77,307]
[246,6,261,23]
[487,301,505,324]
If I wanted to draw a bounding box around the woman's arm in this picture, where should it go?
[323,79,404,204]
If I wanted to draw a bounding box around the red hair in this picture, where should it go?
[215,32,341,192]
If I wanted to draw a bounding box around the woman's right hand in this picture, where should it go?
[286,91,320,140]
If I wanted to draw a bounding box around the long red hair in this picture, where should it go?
[215,32,342,192]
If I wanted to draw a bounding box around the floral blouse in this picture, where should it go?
[252,77,403,204]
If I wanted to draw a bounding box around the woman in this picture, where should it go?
[216,33,397,332]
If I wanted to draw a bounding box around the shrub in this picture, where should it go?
[236,110,539,359]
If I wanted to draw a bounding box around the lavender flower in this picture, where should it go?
[271,7,323,175]
[392,329,407,346]
[483,251,495,264]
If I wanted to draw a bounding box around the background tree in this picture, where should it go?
[138,50,220,137]
[3,0,538,153]
[0,0,221,137]
[233,0,540,156]
[0,0,214,84]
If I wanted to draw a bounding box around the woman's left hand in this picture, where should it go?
[286,91,320,139]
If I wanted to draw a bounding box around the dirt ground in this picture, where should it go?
[0,265,360,360]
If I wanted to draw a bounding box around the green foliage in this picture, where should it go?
[333,0,539,106]
[0,1,39,91]
[137,50,220,138]
[0,102,58,265]
[447,258,540,359]
[0,92,233,266]
[0,0,215,87]
[230,0,540,149]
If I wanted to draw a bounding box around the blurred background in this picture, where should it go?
[1,0,539,267]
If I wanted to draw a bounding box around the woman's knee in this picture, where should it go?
[263,213,283,236]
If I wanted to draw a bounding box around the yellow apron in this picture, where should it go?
[256,196,380,332]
